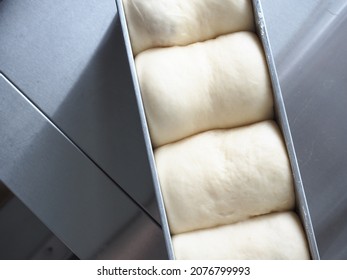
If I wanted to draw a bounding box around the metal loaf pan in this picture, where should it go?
[116,0,320,260]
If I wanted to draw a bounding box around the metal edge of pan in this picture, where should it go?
[252,0,320,260]
[115,0,175,260]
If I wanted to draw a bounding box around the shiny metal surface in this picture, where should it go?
[253,0,319,259]
[0,0,161,221]
[262,0,347,259]
[116,0,175,260]
[0,181,75,260]
[0,74,168,259]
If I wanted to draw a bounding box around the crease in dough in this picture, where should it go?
[155,121,295,234]
[172,211,310,260]
[122,0,255,55]
[136,32,273,147]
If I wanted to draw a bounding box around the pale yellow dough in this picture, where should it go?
[155,121,295,234]
[136,32,273,147]
[122,0,254,55]
[172,212,310,260]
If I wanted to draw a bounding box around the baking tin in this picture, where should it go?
[116,0,320,260]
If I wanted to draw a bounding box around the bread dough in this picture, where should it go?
[136,32,273,147]
[122,0,255,55]
[155,121,295,234]
[172,211,310,260]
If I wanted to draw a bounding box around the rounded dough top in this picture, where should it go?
[172,211,310,260]
[123,0,255,55]
[155,121,295,234]
[136,32,273,147]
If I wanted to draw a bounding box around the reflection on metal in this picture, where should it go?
[253,0,320,260]
[262,0,347,259]
[0,74,168,259]
[0,181,76,260]
[0,0,161,222]
[95,199,169,260]
[115,0,175,260]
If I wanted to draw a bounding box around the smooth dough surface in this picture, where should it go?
[155,121,295,234]
[122,0,255,55]
[136,32,273,147]
[173,212,310,260]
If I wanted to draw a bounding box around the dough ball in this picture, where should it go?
[136,32,273,147]
[172,211,310,260]
[122,0,255,55]
[155,121,295,234]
